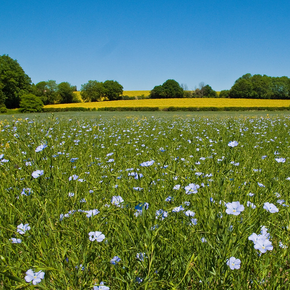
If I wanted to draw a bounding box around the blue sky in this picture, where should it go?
[1,0,290,91]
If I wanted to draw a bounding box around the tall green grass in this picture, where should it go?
[0,114,290,289]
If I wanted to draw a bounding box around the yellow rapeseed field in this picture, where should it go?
[123,90,151,97]
[45,98,290,110]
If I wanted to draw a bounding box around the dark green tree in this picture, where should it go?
[229,78,253,98]
[19,93,44,112]
[150,85,165,99]
[103,80,123,101]
[271,77,290,99]
[201,84,217,97]
[0,54,32,108]
[219,90,230,98]
[57,82,75,103]
[150,79,184,98]
[81,80,105,102]
[162,79,184,98]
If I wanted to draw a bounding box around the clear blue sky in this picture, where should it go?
[1,0,290,91]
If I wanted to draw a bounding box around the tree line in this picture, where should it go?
[1,54,290,112]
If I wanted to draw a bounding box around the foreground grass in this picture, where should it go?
[45,98,290,110]
[1,114,290,289]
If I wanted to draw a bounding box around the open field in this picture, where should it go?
[46,98,290,110]
[1,113,290,289]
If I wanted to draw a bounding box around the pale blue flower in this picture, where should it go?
[85,209,100,218]
[247,201,256,209]
[225,201,244,215]
[227,257,241,270]
[172,205,184,212]
[111,196,124,206]
[140,160,154,167]
[17,223,31,234]
[35,144,47,152]
[110,256,121,265]
[185,210,195,217]
[89,231,105,242]
[21,188,32,196]
[156,209,168,220]
[228,141,238,147]
[136,253,146,261]
[279,241,287,249]
[10,238,22,243]
[184,183,199,194]
[263,202,279,213]
[69,175,79,181]
[165,196,173,202]
[32,170,44,178]
[254,236,273,253]
[25,269,45,285]
[275,157,286,163]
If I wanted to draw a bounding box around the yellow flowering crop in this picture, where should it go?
[44,98,290,110]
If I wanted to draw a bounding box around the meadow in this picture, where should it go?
[1,112,290,289]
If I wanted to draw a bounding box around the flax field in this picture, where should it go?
[1,113,290,289]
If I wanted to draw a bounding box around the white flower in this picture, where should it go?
[275,157,286,163]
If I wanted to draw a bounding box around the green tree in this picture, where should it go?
[57,82,75,104]
[201,84,217,97]
[19,93,43,112]
[271,77,290,99]
[229,78,253,98]
[103,80,123,101]
[81,80,105,102]
[162,79,184,98]
[45,80,58,104]
[219,90,230,98]
[250,74,272,99]
[0,54,32,108]
[150,85,165,99]
[150,79,184,98]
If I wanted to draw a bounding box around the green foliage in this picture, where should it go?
[150,80,184,99]
[19,93,44,112]
[81,80,105,102]
[57,82,75,104]
[219,90,230,98]
[0,54,32,108]
[192,84,217,98]
[0,103,7,113]
[103,80,123,101]
[229,74,290,99]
